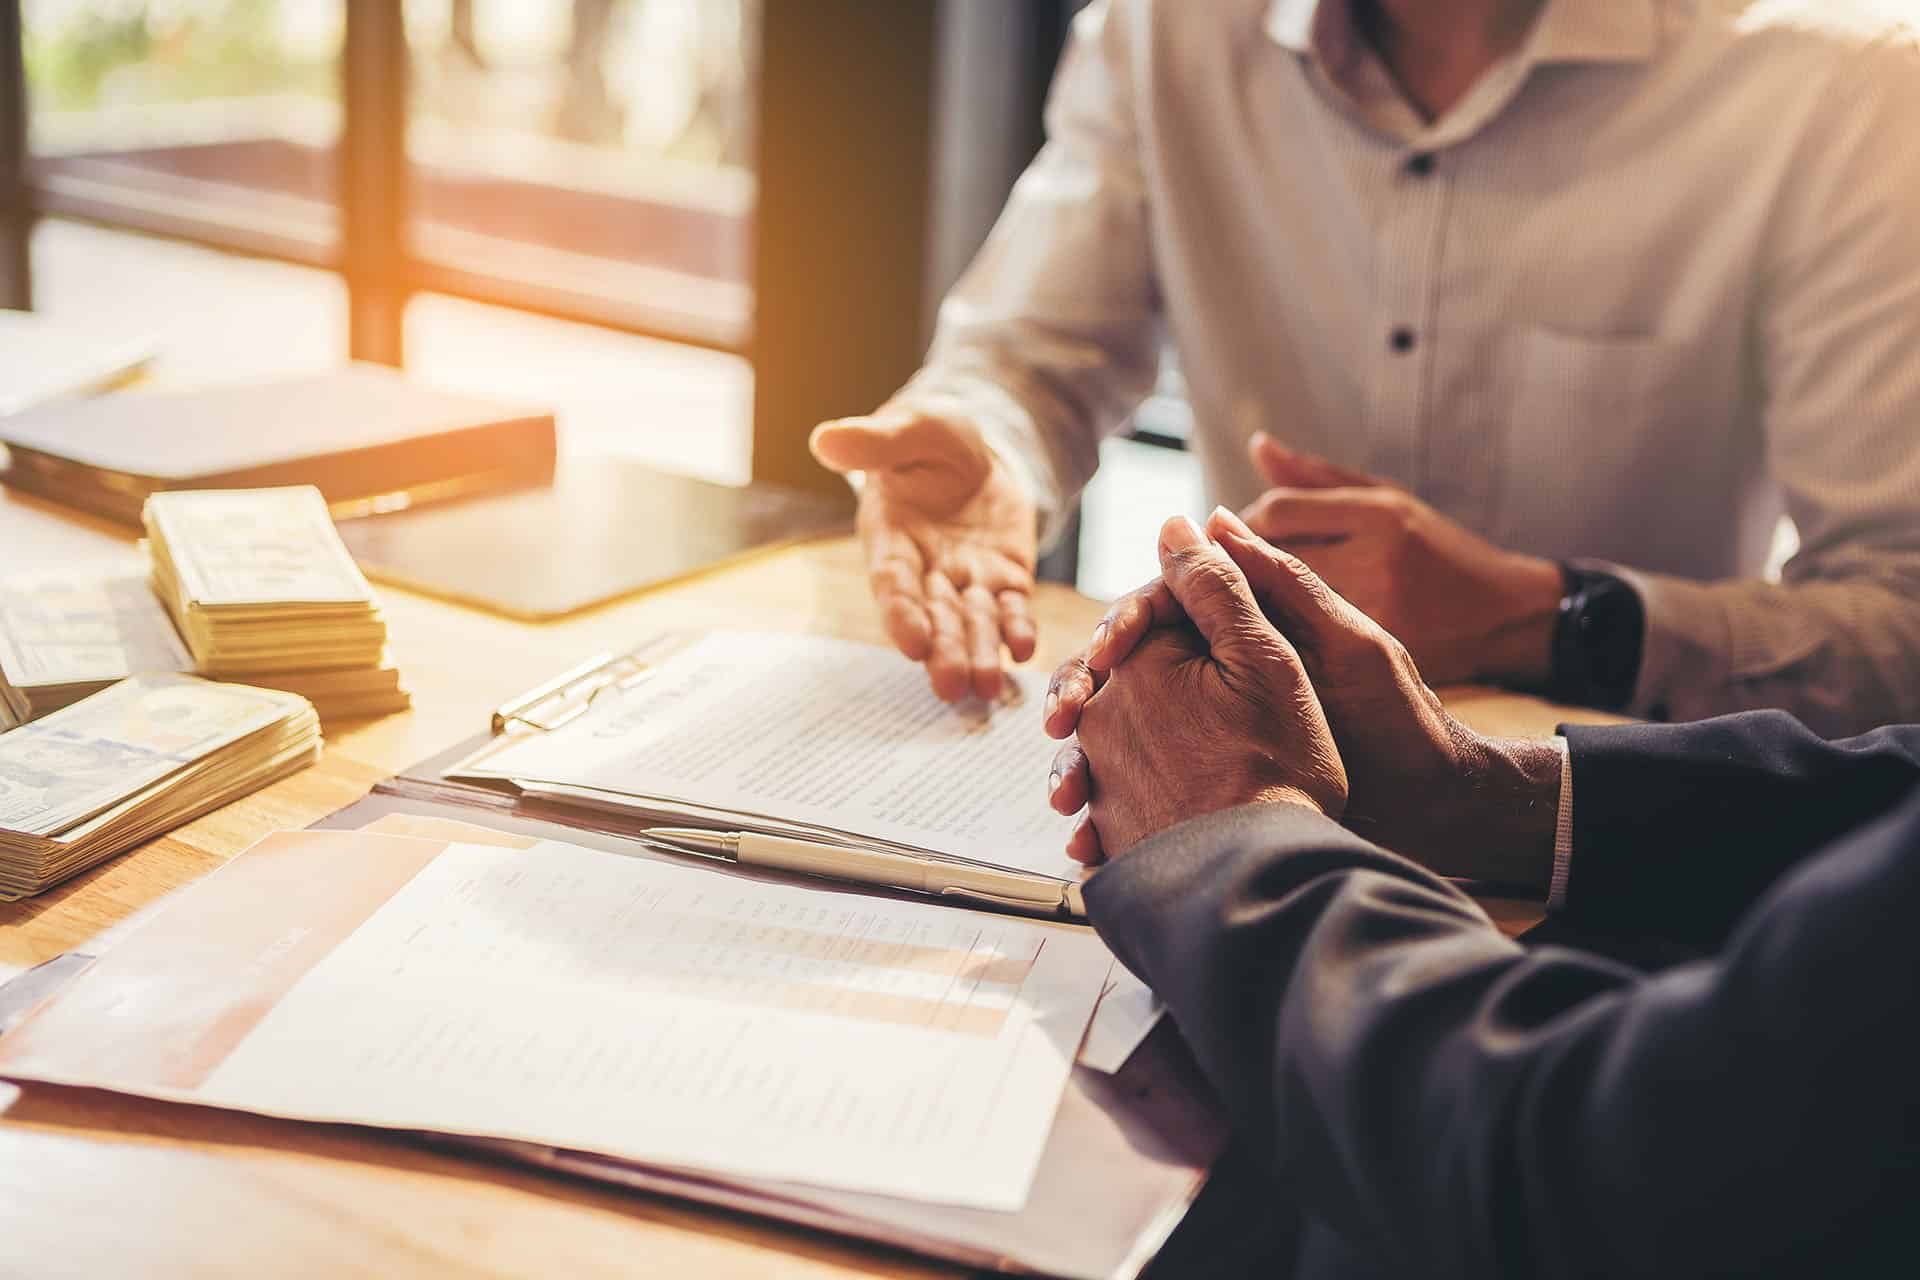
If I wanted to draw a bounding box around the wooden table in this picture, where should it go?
[0,482,1610,1277]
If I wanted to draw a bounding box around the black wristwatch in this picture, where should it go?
[1549,565,1645,712]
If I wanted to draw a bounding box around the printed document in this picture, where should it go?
[454,632,1082,881]
[0,829,1110,1211]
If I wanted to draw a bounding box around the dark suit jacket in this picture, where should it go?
[1088,711,1920,1279]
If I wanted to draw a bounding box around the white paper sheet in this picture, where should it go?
[461,632,1083,881]
[198,838,1110,1210]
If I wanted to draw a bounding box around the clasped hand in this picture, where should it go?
[1040,511,1350,861]
[1044,508,1561,887]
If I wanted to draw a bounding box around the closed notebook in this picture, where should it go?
[0,363,555,525]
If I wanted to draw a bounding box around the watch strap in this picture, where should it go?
[1549,564,1646,711]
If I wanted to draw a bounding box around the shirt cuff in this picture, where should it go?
[1548,734,1574,912]
[1577,559,1731,723]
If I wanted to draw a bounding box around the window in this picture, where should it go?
[24,0,343,261]
[404,292,752,480]
[403,0,753,350]
[30,216,347,385]
[4,3,1078,513]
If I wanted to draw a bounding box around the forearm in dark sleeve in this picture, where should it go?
[1085,798,1920,1279]
[1559,711,1920,943]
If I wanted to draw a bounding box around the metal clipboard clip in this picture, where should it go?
[490,646,668,735]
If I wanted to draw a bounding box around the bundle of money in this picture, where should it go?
[0,568,193,731]
[143,487,410,720]
[0,673,321,899]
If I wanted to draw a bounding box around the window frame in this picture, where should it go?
[1,0,26,310]
[0,2,1150,549]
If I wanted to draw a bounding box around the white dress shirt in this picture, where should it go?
[1550,735,1575,911]
[895,0,1920,735]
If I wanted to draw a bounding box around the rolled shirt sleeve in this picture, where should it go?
[886,0,1163,547]
[880,5,1920,738]
[1547,734,1574,912]
[1611,33,1920,737]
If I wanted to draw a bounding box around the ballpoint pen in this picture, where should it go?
[639,827,1089,920]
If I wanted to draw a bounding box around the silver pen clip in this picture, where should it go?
[938,884,1083,920]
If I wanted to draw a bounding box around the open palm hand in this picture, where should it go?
[812,410,1038,701]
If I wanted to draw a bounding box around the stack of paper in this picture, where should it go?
[144,487,410,720]
[0,825,1109,1212]
[0,673,321,900]
[448,631,1168,1073]
[0,569,192,730]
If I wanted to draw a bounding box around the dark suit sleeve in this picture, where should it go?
[1085,798,1920,1280]
[1560,711,1920,943]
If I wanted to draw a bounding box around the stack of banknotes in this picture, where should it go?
[0,673,321,899]
[0,568,192,731]
[144,487,410,720]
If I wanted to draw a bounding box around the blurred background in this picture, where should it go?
[19,0,754,465]
[9,3,1920,593]
[1,0,1196,596]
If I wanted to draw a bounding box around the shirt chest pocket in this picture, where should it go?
[1497,325,1705,563]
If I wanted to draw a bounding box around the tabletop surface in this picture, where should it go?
[0,480,1610,1279]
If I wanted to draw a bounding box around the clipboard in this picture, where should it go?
[385,633,826,857]
[432,633,1094,902]
[0,773,1225,1280]
[0,636,1230,1279]
[487,637,682,736]
[0,890,1219,1280]
[378,639,1226,1277]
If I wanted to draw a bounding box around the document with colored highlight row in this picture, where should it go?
[0,827,1112,1212]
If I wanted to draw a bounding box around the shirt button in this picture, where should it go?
[1389,326,1417,353]
[1407,152,1436,177]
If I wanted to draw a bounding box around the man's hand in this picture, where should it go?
[811,409,1038,701]
[1043,515,1348,861]
[1240,432,1563,687]
[1047,508,1562,886]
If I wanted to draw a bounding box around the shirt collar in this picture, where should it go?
[1264,0,1663,66]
